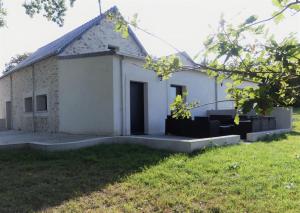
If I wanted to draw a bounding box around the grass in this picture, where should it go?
[0,110,300,212]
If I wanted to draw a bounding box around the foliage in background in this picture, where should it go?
[107,11,139,38]
[271,0,300,22]
[0,0,6,27]
[22,0,76,27]
[144,0,300,120]
[169,94,199,119]
[144,55,182,80]
[202,21,299,116]
[0,0,77,28]
[4,53,31,73]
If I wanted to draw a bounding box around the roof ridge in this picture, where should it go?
[35,6,119,53]
[6,6,119,74]
[163,51,196,65]
[179,51,197,65]
[56,5,119,54]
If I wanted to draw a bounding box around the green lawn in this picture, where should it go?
[1,110,300,212]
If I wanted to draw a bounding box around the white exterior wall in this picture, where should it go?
[271,107,293,130]
[168,71,216,116]
[112,56,167,135]
[58,55,115,135]
[217,80,234,109]
[0,54,256,136]
[217,79,257,110]
[112,56,218,135]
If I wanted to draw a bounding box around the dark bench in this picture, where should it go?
[165,116,220,138]
[209,115,277,139]
[194,117,220,138]
[165,115,276,140]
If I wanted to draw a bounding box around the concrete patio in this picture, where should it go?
[0,131,241,153]
[0,130,97,145]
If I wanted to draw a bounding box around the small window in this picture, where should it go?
[24,97,33,113]
[36,95,47,111]
[170,85,185,101]
[171,85,183,96]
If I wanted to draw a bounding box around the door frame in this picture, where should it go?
[6,101,12,130]
[129,81,148,135]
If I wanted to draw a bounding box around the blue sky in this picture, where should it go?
[0,0,299,71]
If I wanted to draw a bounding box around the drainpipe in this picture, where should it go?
[32,65,36,132]
[166,79,169,116]
[9,74,13,129]
[214,77,218,110]
[119,55,125,135]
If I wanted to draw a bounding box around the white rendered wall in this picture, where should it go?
[113,56,217,136]
[168,71,216,116]
[59,55,202,136]
[58,55,255,136]
[271,107,293,130]
[58,55,115,135]
[217,80,234,109]
[113,56,168,135]
[217,80,257,110]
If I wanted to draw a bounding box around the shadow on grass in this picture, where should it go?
[0,144,171,212]
[258,130,300,143]
[259,133,288,142]
[289,131,300,136]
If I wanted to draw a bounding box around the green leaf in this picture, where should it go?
[225,82,233,88]
[217,74,225,83]
[243,15,258,25]
[234,114,240,125]
[273,12,285,24]
[233,80,242,87]
[272,0,283,8]
[203,36,214,47]
[290,4,300,11]
[130,13,138,27]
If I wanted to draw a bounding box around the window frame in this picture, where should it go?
[24,97,33,113]
[170,84,186,99]
[171,85,183,96]
[36,94,48,112]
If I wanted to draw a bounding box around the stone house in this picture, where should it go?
[0,6,241,136]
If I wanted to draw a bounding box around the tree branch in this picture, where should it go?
[244,0,300,28]
[182,64,300,77]
[190,100,235,110]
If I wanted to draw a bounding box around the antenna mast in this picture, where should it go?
[98,0,102,15]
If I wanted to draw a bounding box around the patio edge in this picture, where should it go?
[246,128,291,142]
[0,135,241,153]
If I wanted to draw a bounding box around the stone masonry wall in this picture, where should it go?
[10,57,59,132]
[34,57,59,132]
[11,66,34,131]
[0,15,146,133]
[60,18,145,57]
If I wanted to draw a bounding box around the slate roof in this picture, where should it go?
[6,6,147,74]
[174,51,197,66]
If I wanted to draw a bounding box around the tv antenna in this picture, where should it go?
[98,0,102,15]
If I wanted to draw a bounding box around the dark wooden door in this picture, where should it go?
[6,101,12,130]
[130,82,145,135]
